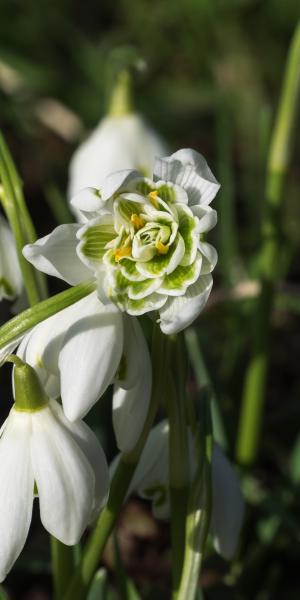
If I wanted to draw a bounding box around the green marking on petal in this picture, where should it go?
[126,292,167,315]
[79,223,115,264]
[136,233,185,278]
[159,254,202,296]
[156,183,176,204]
[120,258,145,281]
[177,204,198,266]
[134,179,155,196]
[114,198,144,231]
[128,276,162,300]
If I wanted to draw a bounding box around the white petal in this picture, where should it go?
[154,149,220,207]
[0,215,23,301]
[31,404,95,545]
[71,187,104,214]
[17,328,60,399]
[113,317,152,452]
[68,114,169,202]
[59,293,123,420]
[49,400,109,517]
[23,224,92,285]
[16,293,99,384]
[210,445,244,559]
[198,242,218,274]
[101,169,141,201]
[0,409,34,581]
[192,206,218,233]
[159,274,213,334]
[129,420,170,519]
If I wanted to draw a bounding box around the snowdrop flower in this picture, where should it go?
[24,149,219,334]
[118,420,244,559]
[68,69,168,215]
[0,358,109,582]
[16,294,152,451]
[0,214,22,301]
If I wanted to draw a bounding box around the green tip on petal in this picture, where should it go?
[13,359,49,412]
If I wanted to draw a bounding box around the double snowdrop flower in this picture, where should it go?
[24,148,219,335]
[0,214,22,302]
[118,420,244,560]
[0,359,109,582]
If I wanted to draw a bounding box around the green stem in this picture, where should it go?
[177,394,213,600]
[167,335,190,598]
[0,281,95,353]
[184,329,228,450]
[108,70,133,117]
[0,131,47,303]
[51,538,75,600]
[63,325,168,600]
[236,22,300,465]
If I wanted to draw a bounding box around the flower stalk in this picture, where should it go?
[166,335,190,597]
[0,131,47,304]
[236,22,300,465]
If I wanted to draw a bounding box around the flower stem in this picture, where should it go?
[166,335,189,597]
[236,22,300,465]
[108,69,133,117]
[0,131,47,303]
[177,391,213,600]
[51,538,76,600]
[63,324,168,600]
[0,281,95,352]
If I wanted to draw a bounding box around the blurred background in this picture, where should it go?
[0,0,300,598]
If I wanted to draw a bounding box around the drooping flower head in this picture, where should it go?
[0,359,109,581]
[24,149,219,334]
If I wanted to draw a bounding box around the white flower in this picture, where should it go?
[17,292,152,452]
[0,395,109,581]
[116,420,244,560]
[68,113,169,214]
[0,214,22,301]
[24,149,219,334]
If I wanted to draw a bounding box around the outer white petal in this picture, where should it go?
[128,420,170,519]
[59,293,123,420]
[192,206,218,233]
[198,242,218,274]
[31,404,95,545]
[0,215,23,301]
[113,317,152,452]
[71,187,105,214]
[23,224,92,285]
[159,274,213,334]
[154,149,220,207]
[101,169,142,202]
[16,293,100,388]
[49,400,109,517]
[68,114,169,202]
[17,328,60,399]
[0,409,34,582]
[210,445,244,560]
